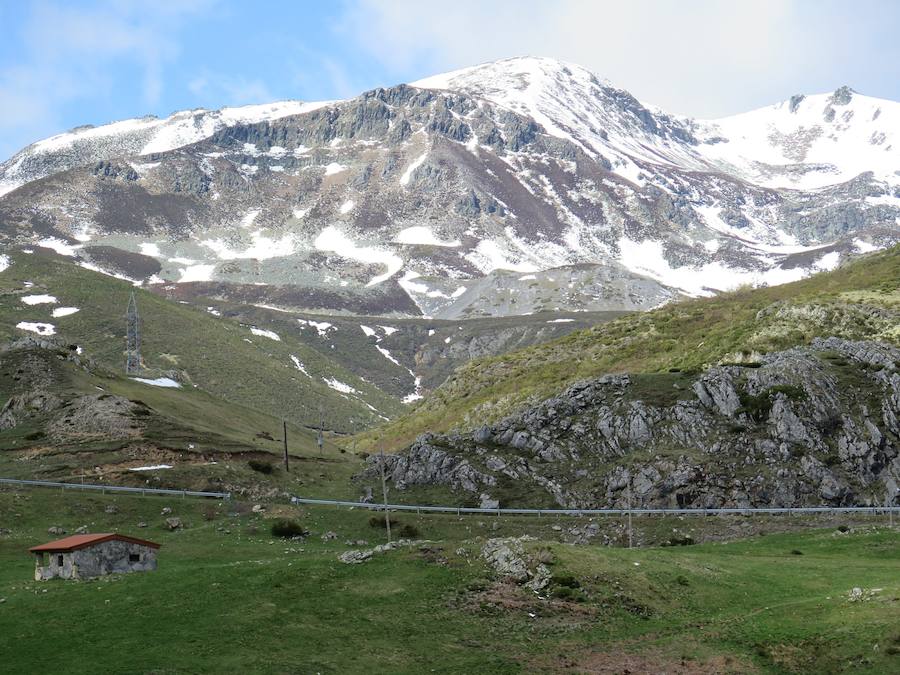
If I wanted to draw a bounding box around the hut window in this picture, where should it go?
[129,553,140,563]
[57,555,64,566]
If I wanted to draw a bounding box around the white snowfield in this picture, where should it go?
[399,151,428,186]
[250,326,281,341]
[131,377,182,388]
[297,318,334,337]
[16,322,55,336]
[394,226,460,247]
[323,376,356,394]
[52,307,80,317]
[314,226,403,286]
[20,294,57,305]
[290,354,311,377]
[129,464,174,472]
[413,56,900,192]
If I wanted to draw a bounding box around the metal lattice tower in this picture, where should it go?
[125,291,141,374]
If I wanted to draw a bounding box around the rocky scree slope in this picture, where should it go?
[368,338,900,509]
[1,58,898,319]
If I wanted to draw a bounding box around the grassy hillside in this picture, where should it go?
[1,487,898,673]
[0,248,404,433]
[363,245,900,450]
[0,337,363,497]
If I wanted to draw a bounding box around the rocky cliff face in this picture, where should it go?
[1,58,897,319]
[368,338,900,508]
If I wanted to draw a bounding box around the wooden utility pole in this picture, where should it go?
[380,450,391,543]
[317,407,324,456]
[282,420,289,473]
[627,484,633,549]
[889,487,896,529]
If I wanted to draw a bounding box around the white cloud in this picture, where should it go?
[336,0,899,118]
[188,72,275,106]
[0,1,214,159]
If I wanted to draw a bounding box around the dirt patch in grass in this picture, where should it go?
[531,643,759,674]
[462,580,598,626]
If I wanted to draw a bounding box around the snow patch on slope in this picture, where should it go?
[395,226,460,247]
[313,226,403,285]
[21,294,57,305]
[250,327,281,341]
[16,322,55,336]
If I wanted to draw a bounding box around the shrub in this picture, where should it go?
[837,525,850,533]
[271,518,307,538]
[676,575,690,587]
[368,515,399,529]
[768,384,807,401]
[821,415,843,435]
[466,578,491,592]
[398,524,420,539]
[248,460,274,474]
[551,585,586,602]
[737,391,773,423]
[533,547,555,565]
[551,574,581,589]
[738,385,808,423]
[823,453,842,467]
[790,549,803,555]
[661,535,695,547]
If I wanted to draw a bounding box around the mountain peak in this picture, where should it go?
[412,55,608,95]
[829,85,855,106]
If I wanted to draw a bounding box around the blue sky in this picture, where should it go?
[1,0,899,161]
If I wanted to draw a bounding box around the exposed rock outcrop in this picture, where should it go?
[368,338,900,508]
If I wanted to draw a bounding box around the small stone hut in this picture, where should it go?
[30,533,161,581]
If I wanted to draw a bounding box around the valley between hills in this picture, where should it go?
[1,55,898,674]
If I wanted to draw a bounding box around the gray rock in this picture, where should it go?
[376,339,900,509]
[479,493,500,510]
[165,517,182,530]
[481,537,531,582]
[339,550,372,564]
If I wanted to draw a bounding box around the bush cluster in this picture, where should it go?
[270,518,307,538]
[248,460,274,474]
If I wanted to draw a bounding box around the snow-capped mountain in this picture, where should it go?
[0,100,332,197]
[0,57,897,318]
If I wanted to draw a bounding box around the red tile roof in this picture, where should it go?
[29,533,161,553]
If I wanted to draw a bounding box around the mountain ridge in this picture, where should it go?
[0,56,897,322]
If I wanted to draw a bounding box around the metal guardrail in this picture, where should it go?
[0,478,230,500]
[291,495,894,517]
